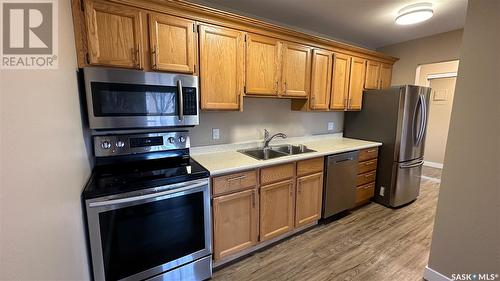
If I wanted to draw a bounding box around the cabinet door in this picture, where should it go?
[364,60,381,89]
[310,49,333,110]
[213,189,259,260]
[347,56,367,110]
[260,179,295,241]
[330,53,351,110]
[379,63,393,89]
[281,42,312,97]
[245,34,281,96]
[84,0,143,68]
[295,172,323,227]
[199,25,245,110]
[149,14,195,73]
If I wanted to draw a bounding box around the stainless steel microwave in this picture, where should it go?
[83,67,199,129]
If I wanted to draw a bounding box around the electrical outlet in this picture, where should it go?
[212,128,220,140]
[327,122,335,131]
[379,186,385,196]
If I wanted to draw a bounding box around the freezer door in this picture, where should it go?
[398,86,431,162]
[390,159,424,207]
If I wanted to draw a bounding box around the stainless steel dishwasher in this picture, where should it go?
[322,151,359,218]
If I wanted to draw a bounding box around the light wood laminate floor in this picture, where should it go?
[213,176,441,281]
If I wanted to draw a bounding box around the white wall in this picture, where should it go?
[0,1,91,280]
[377,29,463,85]
[189,98,343,146]
[424,0,500,278]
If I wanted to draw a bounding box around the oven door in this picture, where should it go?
[85,178,211,281]
[83,67,199,129]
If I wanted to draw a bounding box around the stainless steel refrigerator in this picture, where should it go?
[344,85,431,207]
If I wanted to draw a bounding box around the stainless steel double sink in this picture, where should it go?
[238,144,316,160]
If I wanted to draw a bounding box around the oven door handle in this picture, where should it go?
[88,181,207,208]
[177,80,184,122]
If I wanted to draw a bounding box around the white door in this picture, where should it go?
[424,76,457,166]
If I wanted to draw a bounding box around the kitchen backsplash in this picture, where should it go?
[189,98,344,147]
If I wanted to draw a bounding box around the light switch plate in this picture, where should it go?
[379,186,385,196]
[327,122,335,131]
[212,128,220,140]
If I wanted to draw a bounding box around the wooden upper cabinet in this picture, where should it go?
[149,14,195,73]
[330,53,351,110]
[84,0,143,69]
[347,56,366,110]
[379,63,393,89]
[309,49,333,110]
[245,34,282,96]
[260,179,295,241]
[199,25,245,110]
[212,188,259,261]
[364,60,381,90]
[295,172,323,228]
[281,42,312,97]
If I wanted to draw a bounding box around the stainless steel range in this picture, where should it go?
[82,131,212,281]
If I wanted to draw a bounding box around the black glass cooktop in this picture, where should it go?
[82,157,209,199]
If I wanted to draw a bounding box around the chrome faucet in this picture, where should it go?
[263,129,287,148]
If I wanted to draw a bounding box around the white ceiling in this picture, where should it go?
[190,0,467,49]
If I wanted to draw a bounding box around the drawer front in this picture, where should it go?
[356,182,375,203]
[297,157,324,176]
[357,158,377,174]
[260,163,295,185]
[213,170,258,196]
[359,147,378,162]
[357,170,376,186]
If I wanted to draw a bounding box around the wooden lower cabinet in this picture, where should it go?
[295,172,323,227]
[355,147,379,206]
[260,179,295,241]
[212,188,259,260]
[212,157,325,263]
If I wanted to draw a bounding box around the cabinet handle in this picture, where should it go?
[367,149,377,153]
[275,81,279,94]
[227,175,246,182]
[252,192,255,207]
[135,44,141,69]
[152,45,158,69]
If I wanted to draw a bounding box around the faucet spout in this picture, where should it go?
[263,129,287,148]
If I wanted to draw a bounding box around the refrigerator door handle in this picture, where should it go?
[412,95,422,144]
[400,159,424,169]
[417,95,428,145]
[415,95,426,145]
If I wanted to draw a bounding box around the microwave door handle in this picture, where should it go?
[177,80,184,122]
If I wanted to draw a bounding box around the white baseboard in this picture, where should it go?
[423,161,444,169]
[424,266,452,281]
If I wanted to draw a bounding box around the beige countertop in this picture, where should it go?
[191,134,381,176]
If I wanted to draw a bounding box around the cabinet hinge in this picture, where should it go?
[194,64,196,73]
[243,86,246,93]
[257,234,260,241]
[85,53,90,64]
[193,23,197,33]
[80,0,85,11]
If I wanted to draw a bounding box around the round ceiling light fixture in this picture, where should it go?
[395,2,434,25]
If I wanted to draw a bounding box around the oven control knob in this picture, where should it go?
[101,141,112,149]
[178,136,186,143]
[167,137,175,144]
[116,140,125,148]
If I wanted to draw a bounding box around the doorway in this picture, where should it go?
[415,61,459,176]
